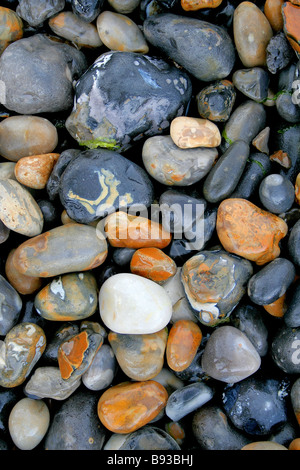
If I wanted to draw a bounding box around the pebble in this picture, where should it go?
[170,116,221,149]
[181,249,253,327]
[0,220,9,244]
[107,0,140,13]
[142,135,218,186]
[34,272,98,321]
[57,321,106,380]
[130,247,176,283]
[181,0,223,10]
[247,258,296,306]
[44,389,107,450]
[97,380,168,433]
[24,366,81,400]
[42,323,79,365]
[266,32,294,75]
[59,148,154,224]
[12,223,108,277]
[49,11,103,48]
[222,377,288,435]
[104,211,171,249]
[0,115,58,162]
[108,328,167,380]
[263,294,287,318]
[104,426,180,450]
[0,6,23,55]
[271,326,300,374]
[0,323,46,388]
[96,11,149,53]
[192,405,250,450]
[112,247,136,267]
[233,2,273,67]
[230,152,271,200]
[201,325,261,383]
[143,13,235,82]
[0,34,87,114]
[284,279,300,328]
[16,0,65,27]
[166,382,214,423]
[46,149,80,201]
[82,344,117,391]
[196,80,236,122]
[0,162,16,180]
[241,441,288,450]
[252,127,270,154]
[71,0,104,23]
[8,398,50,450]
[216,198,288,265]
[289,438,300,450]
[203,140,249,203]
[264,0,284,31]
[232,67,270,102]
[291,378,300,426]
[270,150,291,169]
[282,1,300,53]
[0,274,22,336]
[288,219,300,267]
[99,273,172,334]
[14,153,60,190]
[65,51,192,152]
[166,320,202,372]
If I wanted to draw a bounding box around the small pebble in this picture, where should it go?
[0,6,23,55]
[196,79,236,122]
[0,274,22,336]
[166,320,202,372]
[24,366,81,401]
[170,116,221,149]
[14,153,60,190]
[166,382,214,422]
[49,11,102,48]
[82,344,117,391]
[8,398,50,450]
[130,247,176,283]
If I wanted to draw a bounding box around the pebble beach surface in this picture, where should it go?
[0,0,299,453]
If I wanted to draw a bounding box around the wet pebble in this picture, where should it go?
[170,116,221,149]
[166,382,214,422]
[9,398,50,450]
[230,152,271,200]
[16,0,65,27]
[24,366,81,400]
[14,153,60,190]
[271,326,300,374]
[82,344,117,391]
[201,325,261,383]
[284,279,300,328]
[166,320,202,372]
[0,274,22,336]
[232,67,270,102]
[130,247,176,283]
[196,79,236,122]
[99,273,172,334]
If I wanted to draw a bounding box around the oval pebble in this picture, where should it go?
[130,247,176,283]
[82,344,117,391]
[166,320,202,372]
[5,249,43,296]
[166,382,214,422]
[170,116,221,149]
[9,398,50,450]
[0,6,23,55]
[49,11,103,48]
[24,366,81,401]
[99,273,172,334]
[259,174,295,214]
[14,153,60,190]
[0,274,22,336]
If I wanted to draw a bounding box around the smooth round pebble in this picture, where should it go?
[82,344,117,391]
[170,116,221,149]
[24,367,81,401]
[14,153,60,190]
[259,174,295,214]
[166,320,202,372]
[49,11,102,48]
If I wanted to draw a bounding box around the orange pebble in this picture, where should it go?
[14,153,60,189]
[58,331,90,380]
[104,211,172,249]
[166,320,202,372]
[263,294,287,318]
[282,2,300,53]
[130,247,176,283]
[97,380,168,433]
[181,0,223,10]
[289,438,300,450]
[5,249,43,295]
[264,0,284,31]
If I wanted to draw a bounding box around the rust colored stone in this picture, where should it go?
[181,0,223,10]
[5,249,42,295]
[170,116,221,149]
[58,331,90,380]
[295,172,300,204]
[166,320,202,372]
[14,153,60,189]
[289,438,300,450]
[270,150,291,169]
[130,247,176,283]
[263,293,287,317]
[104,211,172,249]
[97,380,168,433]
[264,0,284,31]
[0,7,23,55]
[282,2,300,53]
[216,198,288,265]
[241,442,288,450]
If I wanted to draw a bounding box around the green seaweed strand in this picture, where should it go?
[79,138,120,150]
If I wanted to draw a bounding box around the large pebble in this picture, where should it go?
[231,304,269,357]
[99,273,172,334]
[97,11,148,53]
[181,249,253,327]
[97,380,168,433]
[0,6,23,55]
[166,382,214,422]
[44,389,107,450]
[201,325,261,383]
[142,135,217,186]
[216,198,288,265]
[0,323,46,388]
[0,115,58,162]
[24,366,81,400]
[166,320,202,372]
[247,258,296,306]
[8,398,50,450]
[203,140,249,203]
[108,328,167,380]
[65,51,192,151]
[14,153,60,190]
[170,116,221,149]
[233,2,273,67]
[0,34,87,114]
[82,344,117,391]
[192,405,250,450]
[282,1,300,53]
[0,274,22,336]
[49,11,102,48]
[5,249,42,296]
[0,179,43,237]
[16,0,65,27]
[143,13,235,81]
[59,148,153,224]
[222,377,288,436]
[12,223,108,278]
[104,211,171,249]
[34,272,98,321]
[271,326,300,374]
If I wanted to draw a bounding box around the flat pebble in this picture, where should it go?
[9,398,50,450]
[24,366,81,401]
[49,11,102,48]
[0,115,58,162]
[170,116,221,149]
[201,325,261,383]
[99,273,172,334]
[82,344,117,391]
[97,380,168,433]
[166,382,214,422]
